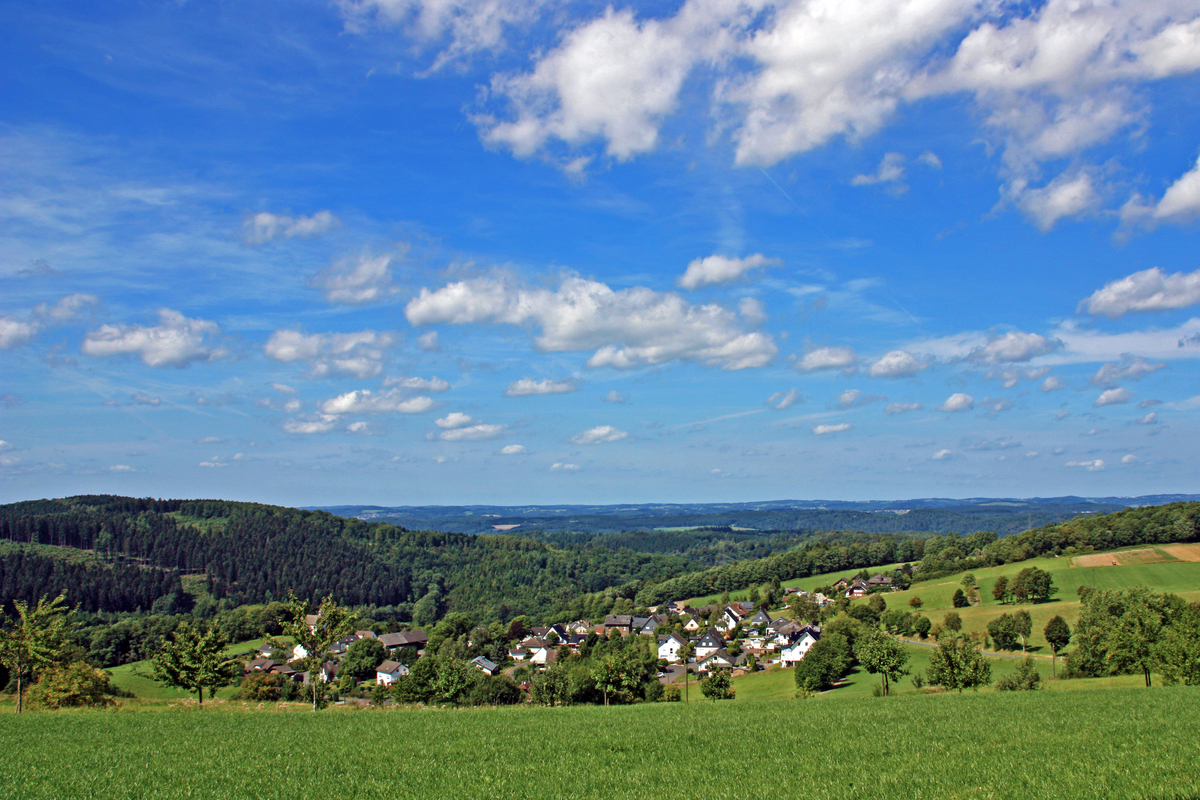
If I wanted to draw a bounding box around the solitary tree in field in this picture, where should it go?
[952,589,969,608]
[909,596,924,609]
[700,669,733,701]
[854,630,910,696]
[991,575,1009,604]
[0,592,74,713]
[1013,609,1033,653]
[927,635,991,692]
[1044,616,1072,676]
[942,611,962,633]
[150,622,241,705]
[282,593,358,711]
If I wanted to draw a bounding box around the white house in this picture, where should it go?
[657,632,688,663]
[780,631,820,667]
[376,660,409,685]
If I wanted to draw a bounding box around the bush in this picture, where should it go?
[238,671,283,702]
[662,684,681,702]
[29,662,123,709]
[995,658,1042,691]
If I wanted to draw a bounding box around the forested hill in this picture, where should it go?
[0,495,690,622]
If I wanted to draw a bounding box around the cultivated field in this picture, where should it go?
[2,689,1197,800]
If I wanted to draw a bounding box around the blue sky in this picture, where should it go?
[2,0,1200,506]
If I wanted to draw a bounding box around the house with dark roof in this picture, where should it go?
[470,656,499,675]
[376,660,409,685]
[603,615,635,635]
[694,629,726,659]
[657,632,688,663]
[378,630,428,652]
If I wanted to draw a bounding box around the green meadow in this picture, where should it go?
[2,688,1198,800]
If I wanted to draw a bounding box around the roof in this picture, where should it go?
[377,660,405,674]
[470,656,499,672]
[379,630,428,648]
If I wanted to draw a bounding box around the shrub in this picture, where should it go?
[29,662,121,709]
[995,658,1042,691]
[238,671,283,702]
[662,684,681,702]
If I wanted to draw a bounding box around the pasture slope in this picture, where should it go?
[2,689,1198,800]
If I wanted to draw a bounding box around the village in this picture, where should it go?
[237,572,898,698]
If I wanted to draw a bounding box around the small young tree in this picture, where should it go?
[853,630,910,697]
[927,635,992,692]
[1044,615,1072,677]
[942,611,962,633]
[995,657,1041,691]
[952,589,969,608]
[991,575,1009,604]
[700,669,733,701]
[908,596,924,609]
[150,622,242,705]
[1012,609,1033,653]
[0,592,75,714]
[281,593,358,711]
[913,615,932,640]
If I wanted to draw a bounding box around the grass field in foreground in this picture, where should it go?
[2,688,1198,800]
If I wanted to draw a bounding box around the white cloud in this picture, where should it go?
[346,420,389,435]
[417,331,440,352]
[1067,459,1106,472]
[851,152,906,187]
[967,332,1061,364]
[1011,171,1101,231]
[499,444,527,455]
[310,249,397,306]
[1122,454,1138,464]
[885,402,922,415]
[931,449,953,460]
[271,382,297,395]
[82,309,224,367]
[319,390,435,415]
[1137,412,1159,425]
[678,253,780,290]
[406,276,776,370]
[1123,153,1200,226]
[284,399,302,413]
[1079,267,1200,318]
[571,425,628,444]
[436,423,505,441]
[34,293,99,322]
[918,151,943,169]
[766,388,802,410]
[384,375,450,392]
[738,297,768,326]
[242,210,339,245]
[435,412,474,429]
[550,462,581,471]
[0,317,39,350]
[812,423,852,435]
[1040,376,1066,392]
[284,414,341,434]
[505,377,577,396]
[1139,399,1162,408]
[604,390,627,404]
[0,441,11,451]
[835,389,885,409]
[1094,387,1132,407]
[198,460,228,468]
[988,366,1050,388]
[130,392,161,406]
[939,393,974,412]
[1090,356,1166,386]
[868,350,928,378]
[264,329,395,379]
[108,464,136,472]
[798,346,857,372]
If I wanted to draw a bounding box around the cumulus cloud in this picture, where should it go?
[1094,387,1132,407]
[550,462,581,471]
[766,388,802,410]
[1067,459,1106,471]
[738,297,768,326]
[82,310,224,368]
[1090,356,1166,387]
[812,423,852,435]
[0,317,39,350]
[604,390,627,404]
[931,449,953,460]
[798,346,857,373]
[242,210,339,245]
[436,423,505,441]
[319,389,435,415]
[1122,153,1200,227]
[406,276,776,370]
[130,392,162,407]
[34,293,99,322]
[1079,267,1200,318]
[1011,171,1102,231]
[505,377,577,396]
[310,249,398,306]
[851,152,906,188]
[435,412,475,429]
[988,366,1050,388]
[885,402,922,415]
[499,444,527,455]
[384,375,450,392]
[346,421,389,435]
[834,389,886,409]
[284,414,341,434]
[967,332,1061,364]
[678,253,781,289]
[939,393,974,412]
[1040,376,1066,392]
[264,329,395,379]
[571,425,628,444]
[1137,412,1159,425]
[417,331,440,352]
[868,350,928,378]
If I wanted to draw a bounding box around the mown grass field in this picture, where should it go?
[2,688,1198,800]
[106,637,287,701]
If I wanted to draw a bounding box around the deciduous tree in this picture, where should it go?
[281,593,358,711]
[150,622,241,705]
[927,635,991,692]
[0,592,75,713]
[1044,615,1071,677]
[991,575,1009,604]
[853,631,909,696]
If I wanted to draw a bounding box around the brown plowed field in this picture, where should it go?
[1072,548,1168,567]
[1160,543,1200,562]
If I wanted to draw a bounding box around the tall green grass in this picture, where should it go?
[2,688,1197,800]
